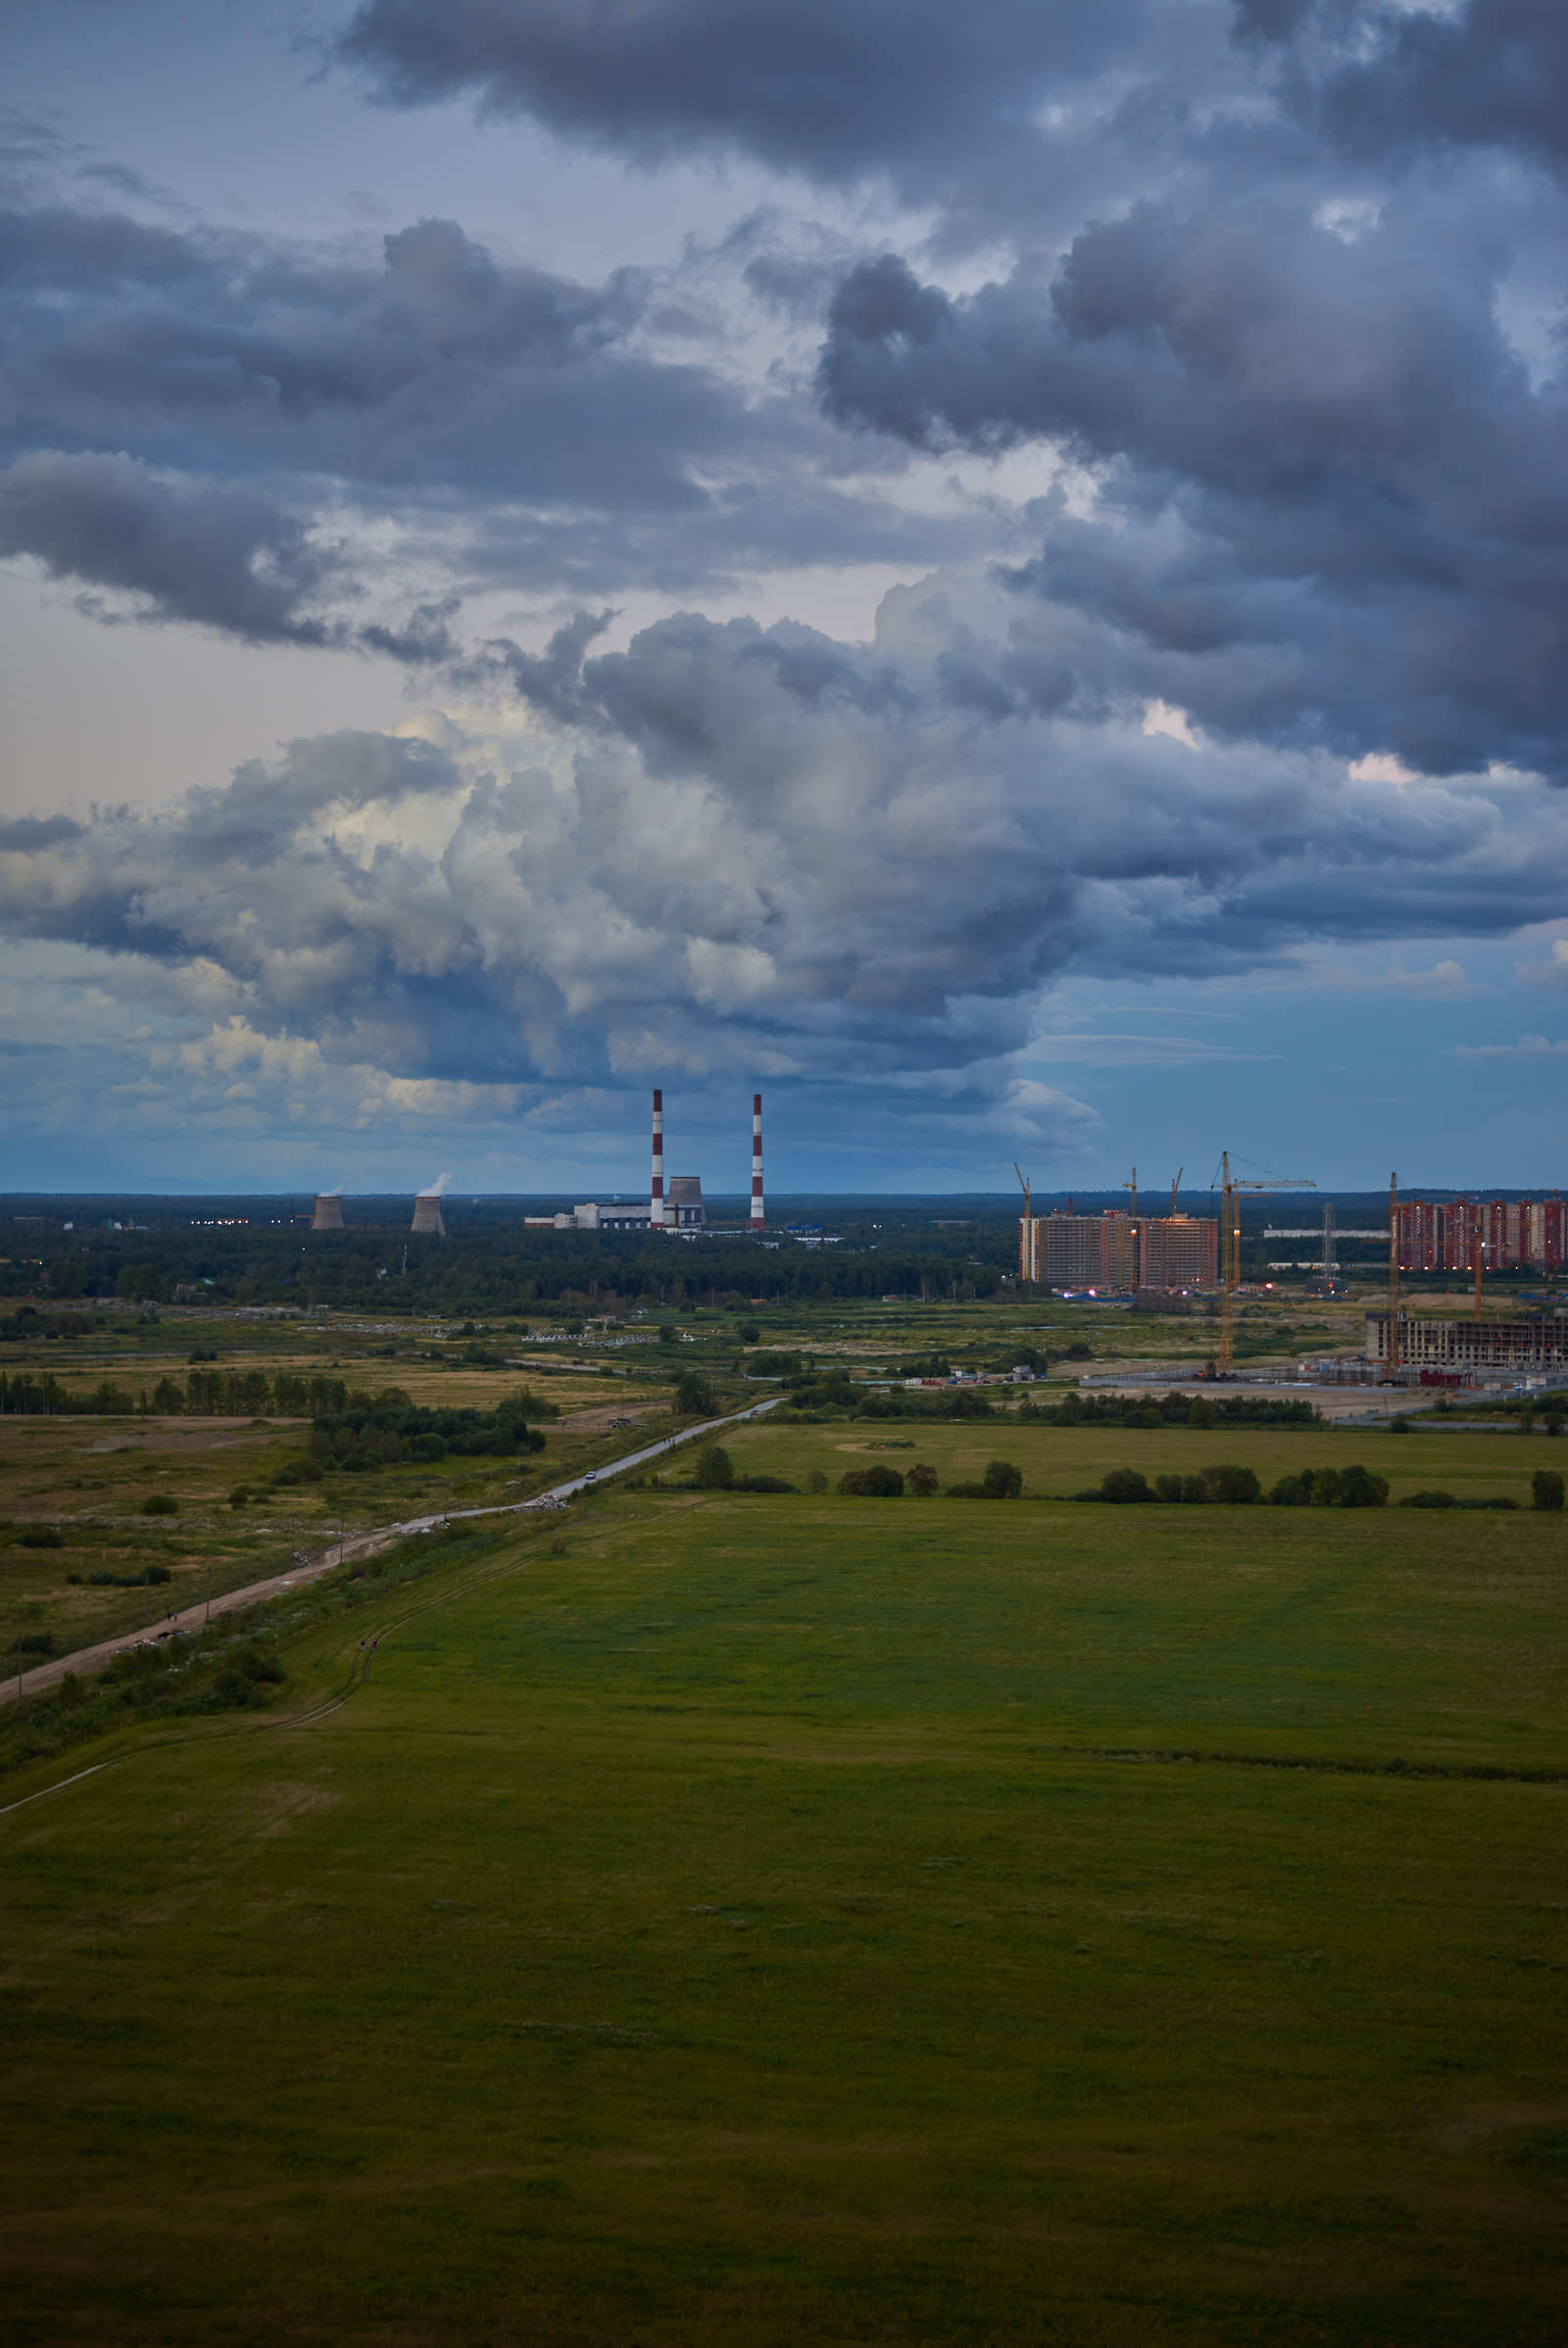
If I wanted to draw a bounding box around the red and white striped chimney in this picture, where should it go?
[651,1089,666,1228]
[750,1092,764,1229]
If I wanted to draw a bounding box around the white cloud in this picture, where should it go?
[1452,1034,1568,1058]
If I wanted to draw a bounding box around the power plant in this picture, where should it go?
[311,1193,344,1233]
[535,1092,766,1236]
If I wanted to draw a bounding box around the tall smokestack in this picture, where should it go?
[750,1093,764,1229]
[651,1089,666,1228]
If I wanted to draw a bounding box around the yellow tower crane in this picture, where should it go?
[1213,1151,1316,1373]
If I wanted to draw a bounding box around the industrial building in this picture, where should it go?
[311,1194,344,1232]
[533,1091,763,1236]
[1366,1309,1568,1376]
[1019,1209,1217,1293]
[1393,1196,1565,1274]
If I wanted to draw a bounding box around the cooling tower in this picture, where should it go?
[312,1194,344,1232]
[411,1193,446,1237]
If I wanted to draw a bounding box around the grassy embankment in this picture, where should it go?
[2,1407,1565,2344]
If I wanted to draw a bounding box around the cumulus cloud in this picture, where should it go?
[2,578,1566,1150]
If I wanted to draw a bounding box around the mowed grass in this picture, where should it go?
[3,1456,1566,2346]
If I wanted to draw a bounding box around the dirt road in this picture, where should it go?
[3,1397,782,1708]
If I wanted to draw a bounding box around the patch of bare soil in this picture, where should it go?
[554,1402,658,1433]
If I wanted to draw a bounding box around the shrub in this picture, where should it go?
[1532,1469,1565,1512]
[141,1494,178,1517]
[694,1444,735,1491]
[1400,1490,1458,1509]
[1100,1468,1153,1504]
[17,1525,65,1548]
[738,1323,760,1345]
[1338,1464,1390,1508]
[1200,1463,1261,1506]
[1155,1474,1185,1503]
[982,1459,1024,1498]
[948,1481,990,1497]
[807,1468,828,1493]
[909,1463,940,1496]
[1460,1494,1519,1510]
[838,1463,905,1496]
[229,1487,250,1508]
[13,1632,55,1656]
[674,1370,716,1415]
[734,1475,796,1493]
[1270,1473,1311,1506]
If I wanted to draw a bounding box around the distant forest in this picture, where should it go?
[0,1191,1430,1312]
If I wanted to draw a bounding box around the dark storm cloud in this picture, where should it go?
[337,2,1568,198]
[334,0,1145,186]
[0,450,343,644]
[1244,2,1568,175]
[818,181,1568,777]
[0,194,967,642]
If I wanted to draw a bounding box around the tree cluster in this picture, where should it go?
[1080,1462,1390,1507]
[307,1390,546,1474]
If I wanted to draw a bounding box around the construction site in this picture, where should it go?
[1016,1157,1568,1391]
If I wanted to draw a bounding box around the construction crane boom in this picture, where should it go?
[1213,1150,1316,1373]
[1013,1162,1033,1284]
[1170,1167,1183,1217]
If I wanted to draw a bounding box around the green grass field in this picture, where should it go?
[4,1420,1566,2345]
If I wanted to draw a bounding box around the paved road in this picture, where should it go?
[3,1395,784,1708]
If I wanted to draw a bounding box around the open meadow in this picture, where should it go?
[3,1403,1566,2346]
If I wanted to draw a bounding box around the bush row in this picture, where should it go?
[1078,1464,1566,1509]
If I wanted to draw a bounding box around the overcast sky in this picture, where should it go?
[3,0,1567,1196]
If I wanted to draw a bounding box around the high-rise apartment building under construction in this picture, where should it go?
[1392,1196,1565,1274]
[1019,1210,1217,1292]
